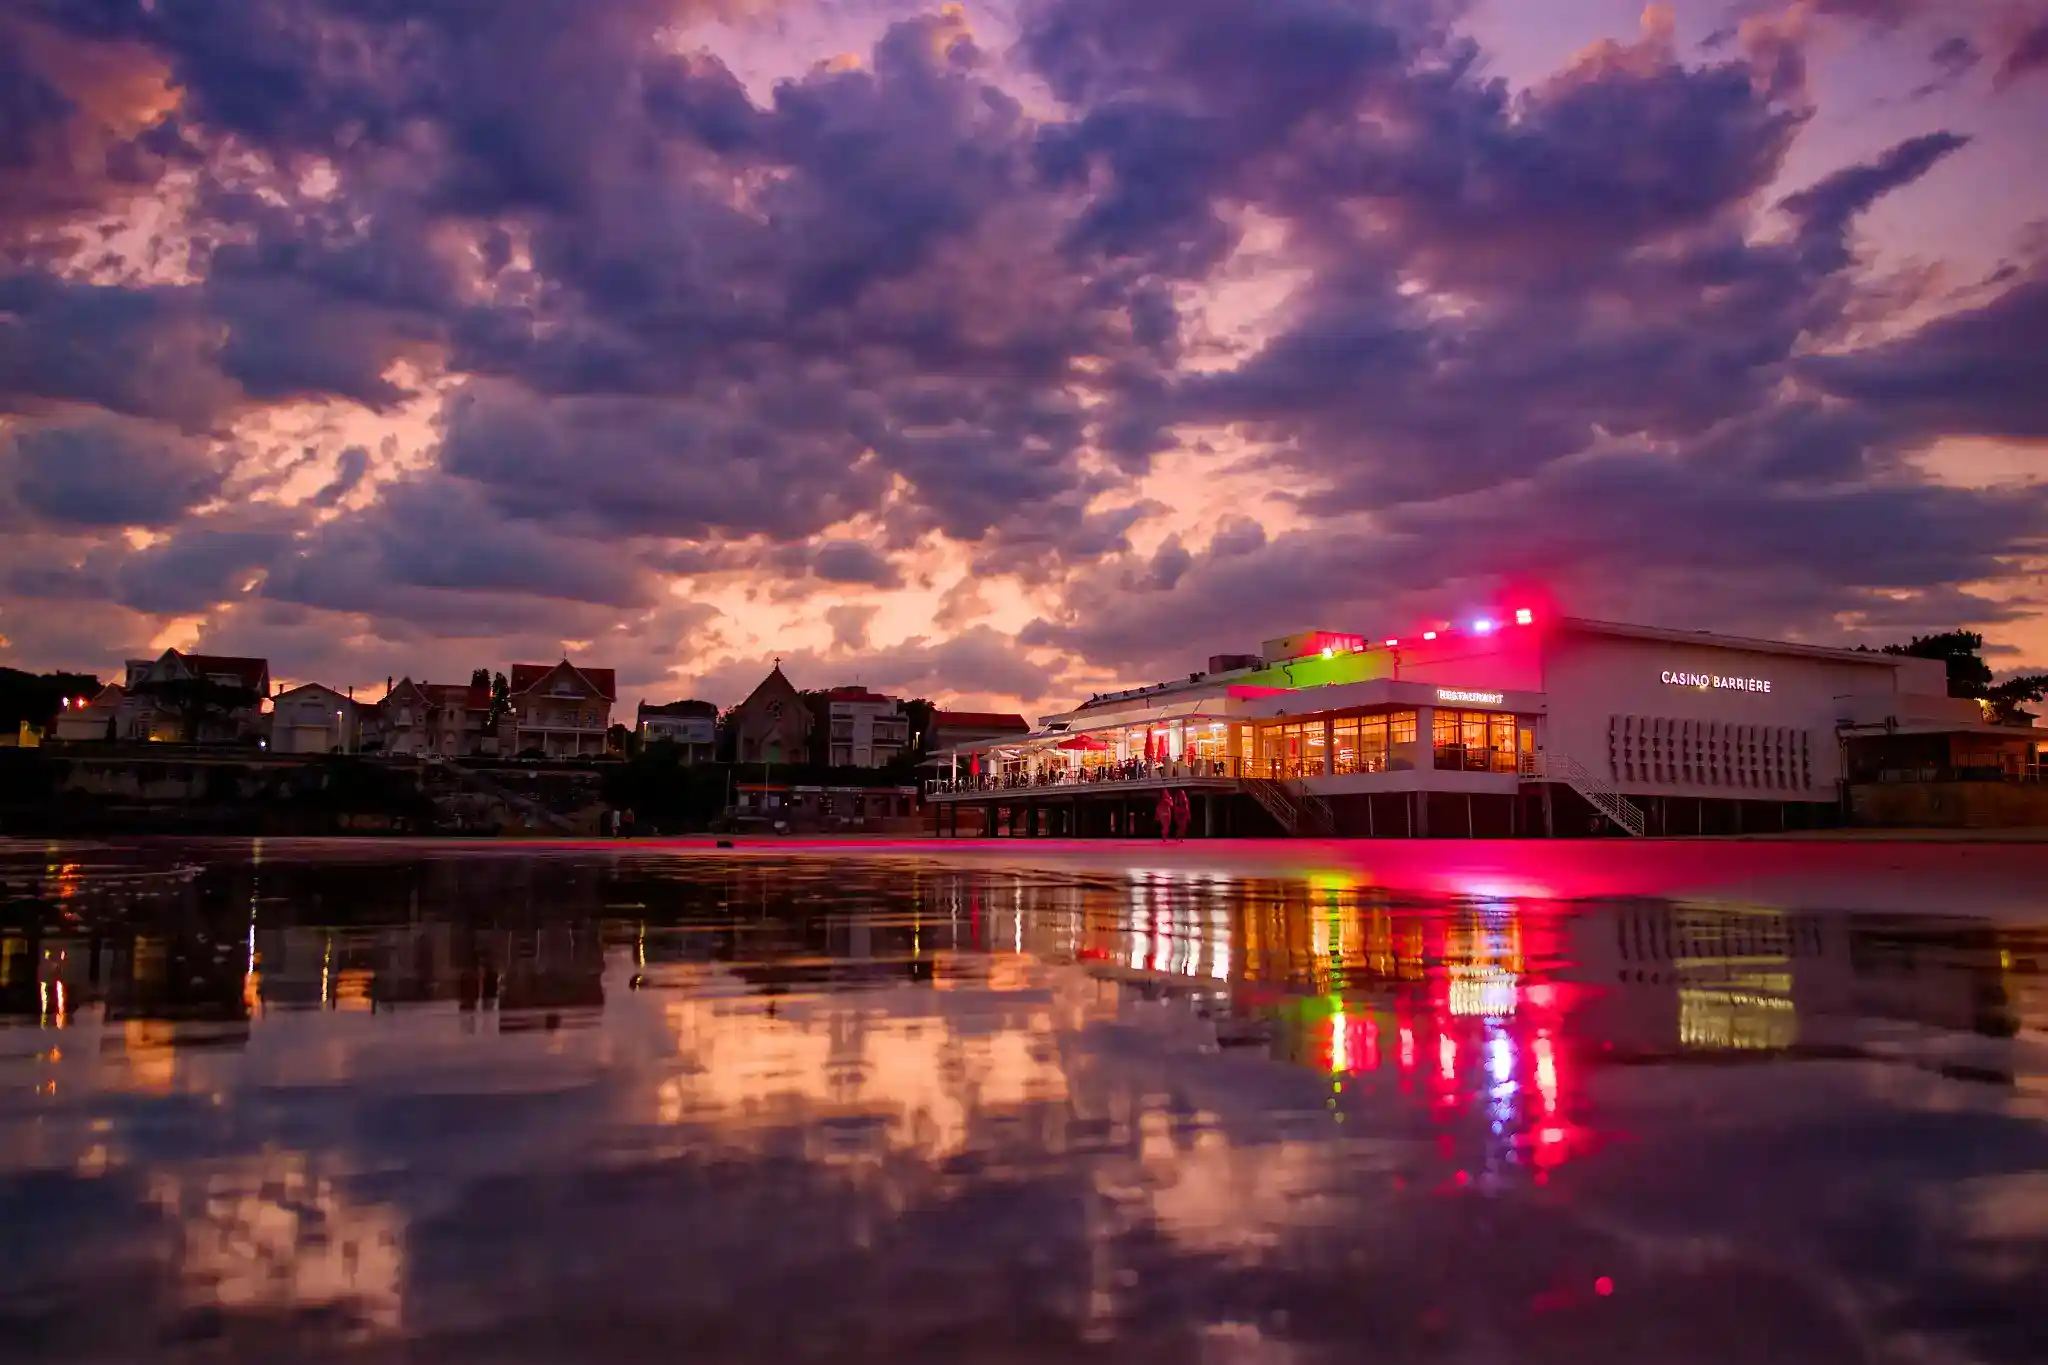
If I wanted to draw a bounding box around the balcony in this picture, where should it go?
[515,711,607,733]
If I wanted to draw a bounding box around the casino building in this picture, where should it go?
[927,611,2044,838]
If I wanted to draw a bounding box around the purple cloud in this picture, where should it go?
[0,0,2041,706]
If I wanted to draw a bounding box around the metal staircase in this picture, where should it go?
[1529,752,1646,837]
[1243,778,1337,837]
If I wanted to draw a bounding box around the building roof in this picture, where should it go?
[386,677,490,710]
[1049,614,1932,721]
[824,685,897,703]
[424,682,491,710]
[510,661,618,701]
[735,664,802,711]
[933,710,1030,732]
[175,651,270,692]
[639,699,719,719]
[1558,617,1923,667]
[273,682,357,704]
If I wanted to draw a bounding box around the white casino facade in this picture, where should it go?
[928,611,2038,838]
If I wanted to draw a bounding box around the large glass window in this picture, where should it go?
[1335,714,1393,774]
[1433,709,1522,771]
[1334,716,1360,774]
[1490,714,1516,769]
[1461,710,1488,758]
[1190,722,1229,762]
[1260,711,1420,776]
[1433,711,1460,761]
[1255,721,1324,778]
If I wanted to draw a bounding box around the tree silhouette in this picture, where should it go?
[1873,630,2045,724]
[1985,674,2048,725]
[133,675,259,744]
[0,668,101,731]
[1881,630,1996,699]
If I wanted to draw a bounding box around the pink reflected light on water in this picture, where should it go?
[381,835,2048,916]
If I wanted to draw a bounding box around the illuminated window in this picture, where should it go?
[1334,715,1361,774]
[1435,709,1519,771]
[1334,714,1392,774]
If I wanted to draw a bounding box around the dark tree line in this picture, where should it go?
[1870,631,2048,724]
[0,667,100,732]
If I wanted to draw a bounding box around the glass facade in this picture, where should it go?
[1256,721,1327,779]
[1432,709,1522,773]
[1334,714,1397,773]
[1255,710,1421,778]
[1189,723,1230,763]
[975,704,1534,789]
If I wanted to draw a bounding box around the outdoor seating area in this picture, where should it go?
[927,756,1243,796]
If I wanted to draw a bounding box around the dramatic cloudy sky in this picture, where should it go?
[1,0,2044,715]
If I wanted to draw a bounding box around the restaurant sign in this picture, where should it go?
[1662,670,1771,693]
[1437,688,1506,706]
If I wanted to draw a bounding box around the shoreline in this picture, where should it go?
[13,831,2042,916]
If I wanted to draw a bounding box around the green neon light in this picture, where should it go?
[1238,650,1393,691]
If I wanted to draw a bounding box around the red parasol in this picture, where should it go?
[969,751,980,776]
[1142,730,1154,762]
[1056,734,1110,751]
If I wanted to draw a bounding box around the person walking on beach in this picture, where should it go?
[1155,790,1173,843]
[1172,789,1191,842]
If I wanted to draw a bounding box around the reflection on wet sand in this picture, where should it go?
[0,845,2044,1363]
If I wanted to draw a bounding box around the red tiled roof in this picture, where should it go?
[420,682,490,710]
[177,652,269,692]
[511,661,618,701]
[934,710,1030,731]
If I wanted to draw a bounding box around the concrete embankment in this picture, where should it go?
[0,747,606,836]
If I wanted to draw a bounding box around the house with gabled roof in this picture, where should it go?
[49,682,123,742]
[376,677,494,757]
[507,660,617,759]
[269,683,362,754]
[118,649,271,744]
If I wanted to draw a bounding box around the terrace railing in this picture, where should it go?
[1432,744,1529,774]
[926,757,1245,797]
